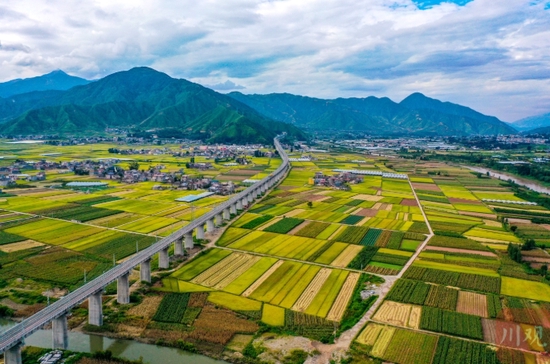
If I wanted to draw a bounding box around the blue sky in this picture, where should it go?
[0,0,549,121]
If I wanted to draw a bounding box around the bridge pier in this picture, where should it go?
[88,291,103,326]
[52,314,69,349]
[196,224,205,240]
[255,189,261,198]
[236,200,243,210]
[140,259,151,283]
[5,342,22,364]
[159,247,169,269]
[184,232,193,249]
[117,273,130,304]
[215,213,223,226]
[248,194,254,203]
[262,184,267,193]
[230,204,237,215]
[223,208,230,220]
[174,238,184,256]
[206,219,215,232]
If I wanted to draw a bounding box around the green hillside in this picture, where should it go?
[228,92,516,136]
[0,67,305,144]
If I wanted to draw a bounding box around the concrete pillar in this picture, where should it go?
[140,259,151,283]
[117,272,130,304]
[242,197,248,207]
[184,232,193,249]
[5,343,22,364]
[248,194,254,203]
[196,224,205,240]
[174,238,184,256]
[223,208,230,220]
[255,189,261,198]
[52,314,69,349]
[230,204,237,215]
[206,219,215,232]
[215,213,223,226]
[236,200,243,210]
[159,247,169,269]
[88,291,103,326]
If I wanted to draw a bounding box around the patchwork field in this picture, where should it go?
[161,248,374,324]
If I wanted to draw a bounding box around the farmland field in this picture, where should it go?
[7,141,550,363]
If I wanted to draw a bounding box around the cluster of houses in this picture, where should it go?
[309,171,364,190]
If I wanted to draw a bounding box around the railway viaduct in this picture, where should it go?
[0,137,290,364]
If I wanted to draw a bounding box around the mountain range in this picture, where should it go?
[0,68,304,144]
[0,70,89,98]
[508,112,550,132]
[228,92,516,136]
[0,67,526,141]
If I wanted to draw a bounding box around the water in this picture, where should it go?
[0,319,226,364]
[466,166,550,195]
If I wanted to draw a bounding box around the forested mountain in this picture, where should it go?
[510,112,550,132]
[0,70,90,98]
[0,67,305,143]
[228,92,516,136]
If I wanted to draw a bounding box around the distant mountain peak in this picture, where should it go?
[0,70,90,98]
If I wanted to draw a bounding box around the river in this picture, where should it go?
[465,166,550,195]
[0,319,226,364]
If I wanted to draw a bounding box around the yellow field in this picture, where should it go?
[356,323,383,345]
[292,268,332,312]
[326,272,360,321]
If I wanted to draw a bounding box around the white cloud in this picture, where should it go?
[0,0,548,121]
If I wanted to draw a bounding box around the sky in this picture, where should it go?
[0,0,549,122]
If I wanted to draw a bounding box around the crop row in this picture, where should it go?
[386,279,430,305]
[340,215,364,225]
[53,206,123,222]
[241,215,274,229]
[75,195,121,206]
[403,231,426,241]
[487,294,502,319]
[424,285,458,311]
[420,306,483,340]
[284,310,336,342]
[84,234,156,260]
[336,226,369,244]
[403,267,500,294]
[360,229,382,246]
[153,293,190,323]
[0,231,26,245]
[432,336,500,364]
[429,235,490,252]
[381,328,438,364]
[347,246,378,270]
[374,230,392,247]
[431,222,472,234]
[295,221,331,238]
[264,217,304,234]
[370,253,408,266]
[385,232,403,249]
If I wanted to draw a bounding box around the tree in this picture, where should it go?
[128,161,140,170]
[541,265,548,276]
[510,225,518,232]
[522,239,536,251]
[507,243,522,263]
[307,201,313,208]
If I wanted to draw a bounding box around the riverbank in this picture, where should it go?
[464,166,550,195]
